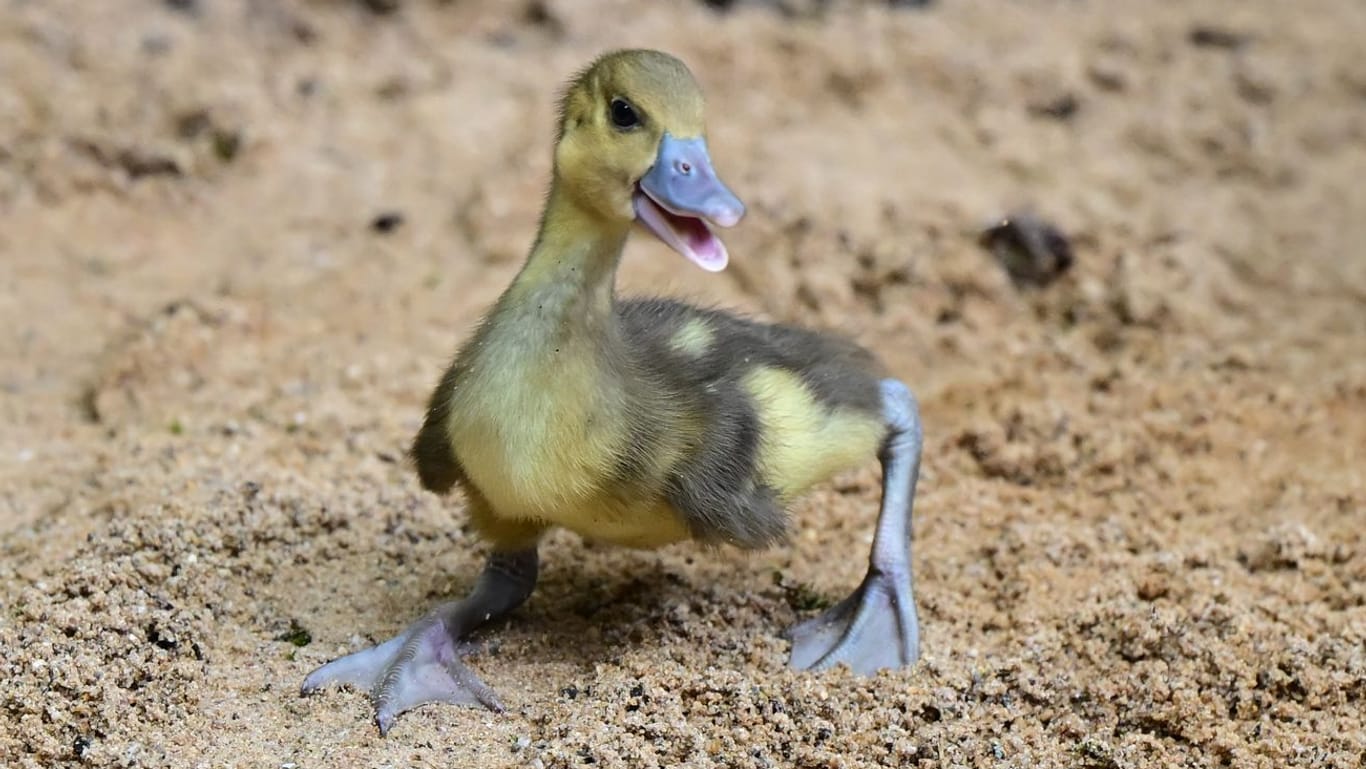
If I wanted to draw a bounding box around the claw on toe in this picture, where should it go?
[300,615,503,735]
[785,570,920,675]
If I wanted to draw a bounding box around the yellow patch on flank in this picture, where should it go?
[743,366,885,500]
[669,318,714,357]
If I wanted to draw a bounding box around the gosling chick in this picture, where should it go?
[301,49,926,735]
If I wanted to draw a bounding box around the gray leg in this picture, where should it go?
[787,378,922,673]
[301,548,538,735]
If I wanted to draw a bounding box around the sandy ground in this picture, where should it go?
[2,0,1364,766]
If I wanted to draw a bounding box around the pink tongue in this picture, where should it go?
[636,190,729,272]
[673,212,725,269]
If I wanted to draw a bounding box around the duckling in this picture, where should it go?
[301,49,926,735]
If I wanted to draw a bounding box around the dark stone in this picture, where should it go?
[979,213,1075,289]
[371,212,405,234]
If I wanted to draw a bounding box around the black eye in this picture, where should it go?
[610,98,640,129]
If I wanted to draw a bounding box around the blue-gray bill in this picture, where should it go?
[634,133,745,272]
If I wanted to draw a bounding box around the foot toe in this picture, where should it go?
[301,635,406,695]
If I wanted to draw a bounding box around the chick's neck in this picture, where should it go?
[501,176,631,337]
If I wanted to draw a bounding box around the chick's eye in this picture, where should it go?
[610,98,640,129]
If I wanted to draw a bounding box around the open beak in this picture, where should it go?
[633,133,745,272]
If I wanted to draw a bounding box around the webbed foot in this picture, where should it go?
[785,568,920,673]
[301,607,503,734]
[300,548,538,735]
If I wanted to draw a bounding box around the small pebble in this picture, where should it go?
[1189,24,1248,50]
[978,212,1075,288]
[358,0,401,14]
[371,212,405,234]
